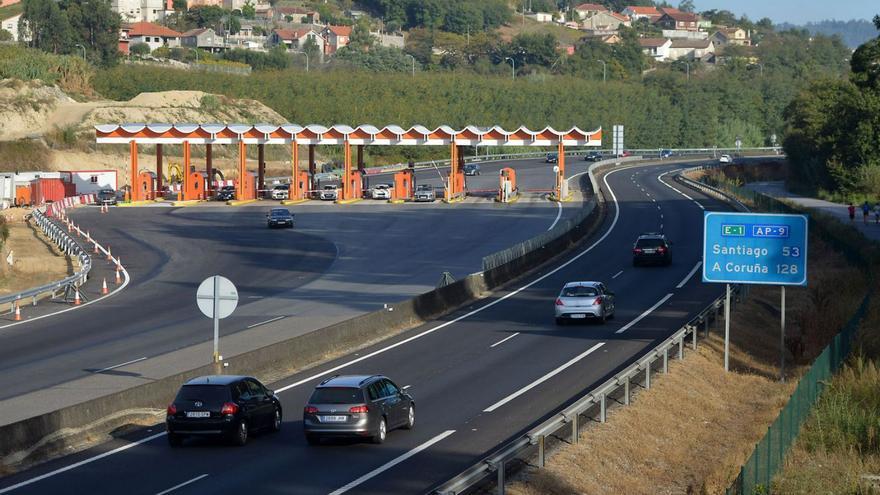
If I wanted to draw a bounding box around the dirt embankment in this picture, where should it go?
[0,208,70,295]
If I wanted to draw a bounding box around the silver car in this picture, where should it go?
[371,184,392,200]
[414,184,435,202]
[554,281,615,325]
[320,184,338,201]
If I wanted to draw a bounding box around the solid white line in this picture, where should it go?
[0,432,166,494]
[677,262,703,289]
[547,202,563,231]
[155,474,209,495]
[328,430,456,495]
[275,166,626,395]
[402,385,411,390]
[93,357,147,373]
[615,293,674,334]
[490,332,520,348]
[483,343,605,412]
[246,316,285,328]
[657,170,704,210]
[612,270,624,279]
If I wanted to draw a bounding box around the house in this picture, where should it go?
[662,29,708,40]
[187,0,222,6]
[372,31,404,49]
[275,6,318,24]
[527,12,554,23]
[270,27,325,52]
[668,39,715,61]
[655,10,699,31]
[639,37,672,61]
[573,3,607,20]
[621,6,661,22]
[1,13,23,42]
[180,28,224,51]
[711,27,751,47]
[112,0,168,23]
[581,11,631,31]
[126,22,181,51]
[321,25,351,55]
[0,0,21,7]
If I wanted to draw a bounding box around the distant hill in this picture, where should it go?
[777,19,877,49]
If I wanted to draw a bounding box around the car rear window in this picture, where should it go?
[175,385,231,406]
[562,286,598,297]
[310,387,363,404]
[636,238,665,248]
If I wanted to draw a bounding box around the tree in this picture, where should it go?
[172,0,186,11]
[348,17,375,51]
[678,0,695,13]
[303,36,320,62]
[21,0,72,54]
[62,0,122,66]
[0,29,11,42]
[241,1,255,19]
[130,42,150,55]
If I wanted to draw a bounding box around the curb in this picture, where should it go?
[226,199,258,206]
[281,199,310,205]
[116,201,154,208]
[169,200,203,207]
[387,199,406,204]
[335,198,363,205]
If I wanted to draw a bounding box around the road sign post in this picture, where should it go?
[703,212,808,378]
[197,275,239,364]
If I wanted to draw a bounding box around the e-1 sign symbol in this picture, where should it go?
[722,224,744,236]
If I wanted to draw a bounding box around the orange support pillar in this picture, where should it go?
[237,140,246,200]
[183,140,191,173]
[342,139,352,200]
[291,141,300,199]
[205,143,213,197]
[258,143,265,197]
[129,140,139,202]
[308,144,316,193]
[156,144,163,198]
[557,141,566,200]
[448,142,458,199]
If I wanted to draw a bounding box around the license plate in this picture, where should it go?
[643,249,656,254]
[570,314,586,319]
[320,415,347,423]
[185,411,210,418]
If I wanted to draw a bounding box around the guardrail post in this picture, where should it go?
[497,460,505,495]
[663,348,668,373]
[705,314,711,338]
[600,394,606,423]
[624,376,630,405]
[678,337,684,360]
[645,363,651,389]
[537,435,545,467]
[693,324,698,350]
[571,412,579,443]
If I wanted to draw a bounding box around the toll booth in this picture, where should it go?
[498,167,517,203]
[183,171,205,201]
[447,171,465,201]
[393,169,413,201]
[237,172,257,200]
[344,170,363,201]
[291,170,308,200]
[137,171,156,200]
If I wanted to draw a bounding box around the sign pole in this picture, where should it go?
[213,276,220,363]
[724,283,731,372]
[780,286,786,382]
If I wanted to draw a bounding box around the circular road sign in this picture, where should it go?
[196,275,238,319]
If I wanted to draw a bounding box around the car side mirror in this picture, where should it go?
[267,389,274,396]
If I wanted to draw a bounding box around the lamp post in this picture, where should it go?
[74,43,85,61]
[292,50,309,72]
[505,56,516,80]
[597,59,606,83]
[684,61,690,83]
[750,62,764,77]
[406,54,415,77]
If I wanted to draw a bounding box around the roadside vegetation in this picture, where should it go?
[0,209,70,295]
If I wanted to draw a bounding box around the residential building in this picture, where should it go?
[581,11,631,31]
[573,2,607,20]
[181,28,225,51]
[1,13,22,42]
[270,27,325,52]
[655,10,699,31]
[662,29,708,40]
[638,37,672,61]
[126,22,181,51]
[527,12,554,23]
[112,0,170,23]
[187,0,222,6]
[711,27,751,47]
[372,31,404,49]
[621,5,661,22]
[321,25,351,55]
[668,39,715,61]
[275,6,318,24]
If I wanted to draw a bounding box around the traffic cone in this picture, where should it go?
[115,267,122,284]
[116,257,121,272]
[74,288,81,305]
[13,301,21,321]
[93,240,99,254]
[106,246,112,261]
[101,278,109,295]
[86,230,91,242]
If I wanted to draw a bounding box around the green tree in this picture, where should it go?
[348,17,375,50]
[678,0,695,13]
[21,0,71,54]
[130,42,150,55]
[241,1,255,19]
[63,0,121,66]
[303,36,320,62]
[0,29,11,42]
[172,0,186,11]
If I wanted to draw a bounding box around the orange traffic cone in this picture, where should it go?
[74,288,81,306]
[101,278,109,295]
[86,230,90,242]
[116,257,121,271]
[106,246,112,261]
[13,301,21,321]
[115,267,122,284]
[93,241,99,254]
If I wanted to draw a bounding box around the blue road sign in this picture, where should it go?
[703,212,808,286]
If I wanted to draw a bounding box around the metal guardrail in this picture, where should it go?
[434,161,753,495]
[1,208,92,309]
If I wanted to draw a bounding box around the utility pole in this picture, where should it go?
[597,59,606,83]
[505,56,516,80]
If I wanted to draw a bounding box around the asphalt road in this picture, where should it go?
[0,160,731,494]
[0,158,585,421]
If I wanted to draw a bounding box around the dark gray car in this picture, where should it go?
[303,375,414,445]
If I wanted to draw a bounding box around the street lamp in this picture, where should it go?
[74,43,85,61]
[292,50,309,72]
[504,56,515,80]
[684,61,690,82]
[750,62,764,77]
[406,54,415,77]
[597,59,606,83]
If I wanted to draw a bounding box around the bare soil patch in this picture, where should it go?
[0,208,70,295]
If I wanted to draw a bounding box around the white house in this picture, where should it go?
[639,37,672,61]
[112,0,169,23]
[127,22,181,51]
[668,39,715,61]
[270,27,325,52]
[573,3,607,20]
[622,6,661,22]
[527,12,554,23]
[64,170,118,195]
[1,13,22,42]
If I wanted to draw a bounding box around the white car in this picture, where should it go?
[554,281,615,325]
[270,184,289,200]
[371,184,392,200]
[719,154,732,164]
[319,184,338,201]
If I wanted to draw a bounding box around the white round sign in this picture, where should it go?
[196,275,238,319]
[552,165,560,174]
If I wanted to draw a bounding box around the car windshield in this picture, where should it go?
[636,238,665,248]
[562,286,599,297]
[417,185,431,190]
[175,385,230,406]
[274,185,288,190]
[323,185,336,190]
[310,387,363,404]
[270,209,289,217]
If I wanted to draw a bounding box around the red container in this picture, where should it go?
[30,178,76,205]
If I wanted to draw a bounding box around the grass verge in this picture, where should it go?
[0,208,71,295]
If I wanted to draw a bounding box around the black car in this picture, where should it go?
[545,153,558,163]
[215,185,236,201]
[303,375,414,445]
[632,233,672,266]
[96,188,117,206]
[463,164,481,176]
[584,151,603,162]
[267,208,294,228]
[166,375,282,446]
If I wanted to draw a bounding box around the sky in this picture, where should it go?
[693,0,877,25]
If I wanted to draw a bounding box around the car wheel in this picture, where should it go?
[372,418,387,444]
[167,431,183,447]
[403,405,415,430]
[231,420,248,446]
[271,408,282,432]
[305,434,321,445]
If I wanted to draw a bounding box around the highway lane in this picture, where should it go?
[0,160,731,494]
[0,158,576,421]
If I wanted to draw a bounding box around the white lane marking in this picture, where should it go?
[328,430,456,495]
[615,293,674,334]
[657,170,704,210]
[484,343,605,412]
[547,202,563,231]
[402,385,411,390]
[651,198,656,202]
[490,332,521,348]
[93,357,147,373]
[246,316,285,328]
[155,474,209,495]
[676,262,702,289]
[275,167,626,395]
[0,432,166,494]
[612,270,624,279]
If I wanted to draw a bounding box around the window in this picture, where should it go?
[90,175,98,184]
[367,382,383,401]
[310,387,363,404]
[245,380,264,398]
[381,379,399,397]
